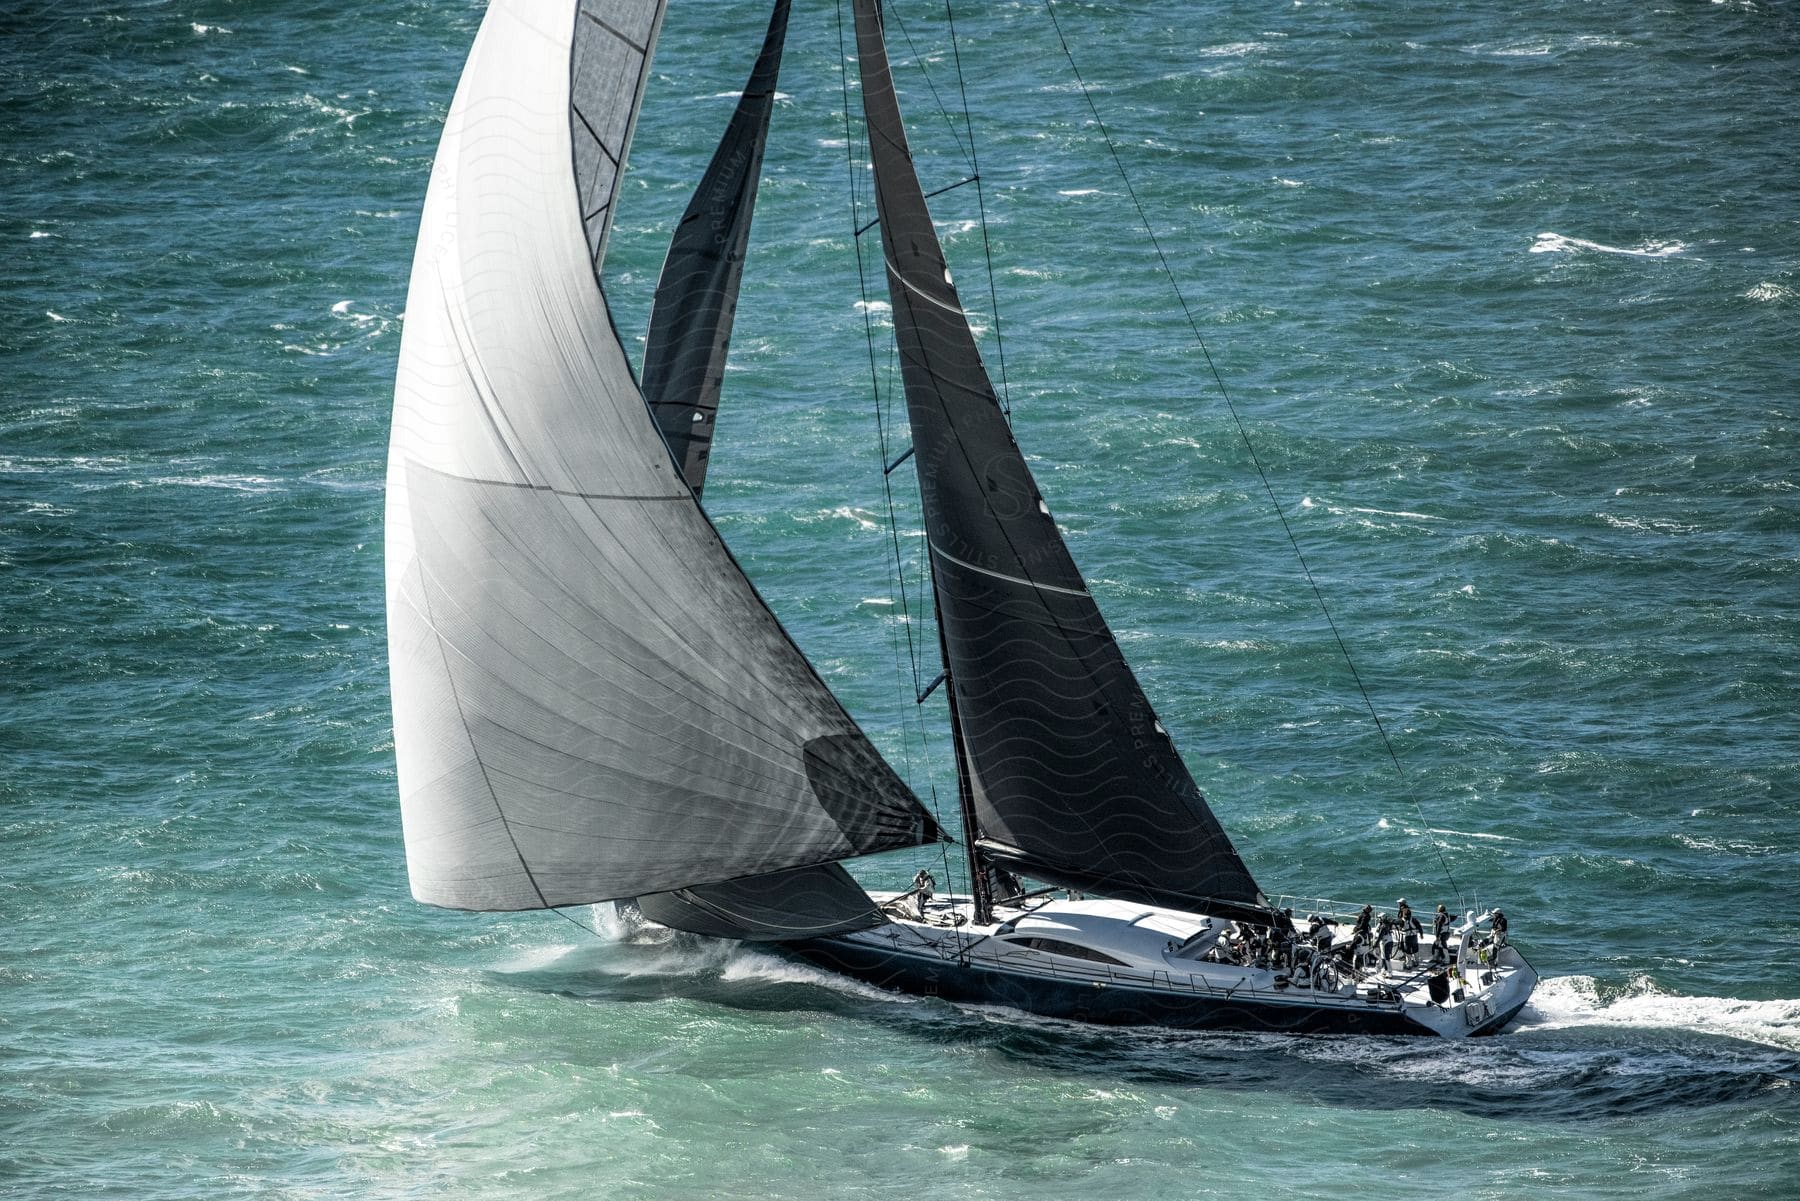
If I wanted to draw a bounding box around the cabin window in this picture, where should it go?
[1006,936,1127,967]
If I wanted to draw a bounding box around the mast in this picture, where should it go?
[934,612,991,925]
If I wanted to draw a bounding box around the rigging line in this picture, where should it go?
[930,777,969,959]
[847,0,970,935]
[1039,0,1462,907]
[939,0,1014,416]
[841,0,950,861]
[549,905,605,939]
[840,0,925,698]
[840,3,920,793]
[884,1,975,166]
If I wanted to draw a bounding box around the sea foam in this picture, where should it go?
[1520,974,1800,1051]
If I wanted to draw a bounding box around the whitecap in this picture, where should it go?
[1345,505,1441,521]
[705,90,791,103]
[1424,825,1519,842]
[1530,232,1687,259]
[148,474,285,494]
[1198,41,1269,58]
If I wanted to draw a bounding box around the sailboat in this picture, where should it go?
[387,0,1537,1038]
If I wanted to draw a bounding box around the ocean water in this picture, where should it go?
[4,0,1798,1197]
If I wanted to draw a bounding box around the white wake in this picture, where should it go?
[1519,974,1800,1051]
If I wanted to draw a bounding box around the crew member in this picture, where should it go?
[910,869,935,920]
[1431,903,1453,965]
[1376,913,1396,973]
[1400,907,1422,968]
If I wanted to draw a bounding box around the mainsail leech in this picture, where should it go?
[851,0,1268,923]
[387,0,939,913]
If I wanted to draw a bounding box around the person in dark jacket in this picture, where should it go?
[1431,903,1453,964]
[1400,907,1423,967]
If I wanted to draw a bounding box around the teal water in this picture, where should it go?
[5,1,1798,1197]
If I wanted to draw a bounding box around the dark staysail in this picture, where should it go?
[635,860,889,940]
[641,0,790,497]
[386,0,940,913]
[632,0,892,941]
[851,0,1267,922]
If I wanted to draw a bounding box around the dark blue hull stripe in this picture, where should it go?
[782,936,1500,1038]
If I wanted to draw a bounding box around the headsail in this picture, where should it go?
[641,0,790,498]
[387,0,940,913]
[851,0,1268,922]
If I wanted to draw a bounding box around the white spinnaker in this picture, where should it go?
[386,0,933,912]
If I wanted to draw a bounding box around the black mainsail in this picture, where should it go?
[386,0,940,914]
[851,0,1268,924]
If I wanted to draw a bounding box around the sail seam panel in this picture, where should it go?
[929,540,1090,598]
[573,102,620,169]
[407,458,687,503]
[405,521,882,863]
[882,258,967,317]
[580,9,648,55]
